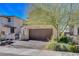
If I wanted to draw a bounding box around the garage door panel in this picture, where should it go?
[29,29,52,41]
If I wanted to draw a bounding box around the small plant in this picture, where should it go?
[58,36,71,43]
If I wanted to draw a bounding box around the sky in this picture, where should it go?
[0,3,79,20]
[0,3,30,20]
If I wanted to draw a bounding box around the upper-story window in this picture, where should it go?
[8,18,11,22]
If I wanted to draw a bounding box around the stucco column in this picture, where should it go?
[73,25,78,36]
[52,27,57,39]
[72,25,79,44]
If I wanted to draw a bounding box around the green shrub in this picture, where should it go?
[55,43,68,51]
[58,36,71,43]
[57,44,79,53]
[47,36,79,53]
[47,41,57,50]
[67,44,79,53]
[47,41,79,53]
[47,41,68,51]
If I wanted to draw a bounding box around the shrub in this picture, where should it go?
[58,36,71,43]
[47,41,57,50]
[47,41,79,53]
[55,43,68,51]
[57,43,79,53]
[47,40,68,51]
[47,36,79,53]
[67,44,79,53]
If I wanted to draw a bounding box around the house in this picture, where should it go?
[0,16,23,39]
[63,25,79,44]
[64,25,79,36]
[20,25,57,41]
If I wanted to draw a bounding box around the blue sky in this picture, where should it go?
[0,3,30,20]
[0,3,79,21]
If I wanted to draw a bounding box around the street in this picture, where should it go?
[0,53,21,56]
[0,46,79,56]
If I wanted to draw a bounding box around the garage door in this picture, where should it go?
[29,29,52,41]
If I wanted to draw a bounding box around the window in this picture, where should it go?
[10,27,15,33]
[8,18,11,22]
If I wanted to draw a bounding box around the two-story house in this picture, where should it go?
[0,16,23,39]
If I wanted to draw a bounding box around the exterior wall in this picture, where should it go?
[68,25,79,44]
[69,25,79,36]
[0,26,9,34]
[12,17,23,28]
[0,17,8,26]
[19,27,29,40]
[29,29,52,41]
[73,25,78,36]
[0,16,23,39]
[0,17,9,35]
[20,25,57,41]
[0,16,23,27]
[52,27,57,38]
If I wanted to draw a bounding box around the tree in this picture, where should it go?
[26,4,72,40]
[23,3,79,50]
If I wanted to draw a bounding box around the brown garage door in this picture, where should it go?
[29,29,53,41]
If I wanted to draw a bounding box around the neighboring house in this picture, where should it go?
[70,25,79,36]
[64,25,79,44]
[0,16,23,39]
[64,25,79,36]
[20,25,57,41]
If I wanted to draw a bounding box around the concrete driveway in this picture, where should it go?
[11,40,48,49]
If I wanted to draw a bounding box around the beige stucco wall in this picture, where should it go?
[20,25,57,41]
[19,27,29,40]
[0,26,10,37]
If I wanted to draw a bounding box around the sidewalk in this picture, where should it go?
[0,46,79,56]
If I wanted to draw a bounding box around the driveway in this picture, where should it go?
[0,40,78,56]
[0,46,79,56]
[11,40,48,49]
